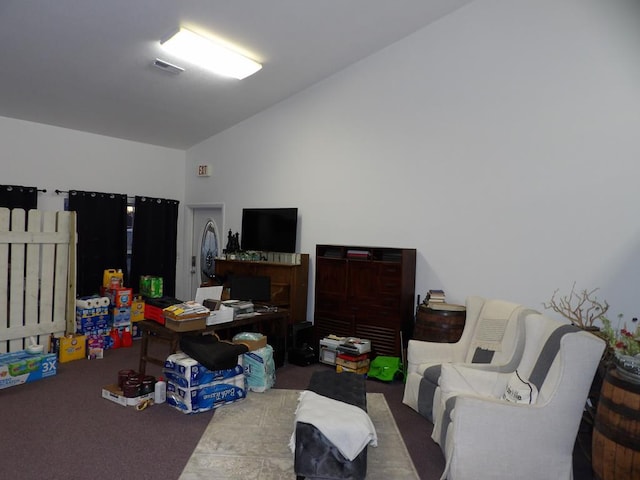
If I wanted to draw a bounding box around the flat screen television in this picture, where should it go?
[241,207,298,253]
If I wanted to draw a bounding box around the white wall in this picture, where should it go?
[185,0,640,324]
[0,116,187,295]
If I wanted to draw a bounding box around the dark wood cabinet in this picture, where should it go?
[314,245,416,356]
[214,255,309,324]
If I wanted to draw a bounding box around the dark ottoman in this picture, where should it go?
[294,370,368,480]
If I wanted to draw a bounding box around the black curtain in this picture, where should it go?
[130,196,179,297]
[0,185,37,210]
[68,190,128,297]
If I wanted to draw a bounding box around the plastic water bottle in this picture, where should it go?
[154,377,166,404]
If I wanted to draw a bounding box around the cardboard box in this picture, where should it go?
[102,384,154,407]
[86,335,105,359]
[59,334,86,363]
[140,275,163,298]
[336,364,369,375]
[131,296,145,322]
[111,306,131,327]
[163,316,207,332]
[233,335,267,352]
[0,351,57,390]
[336,355,370,370]
[162,302,209,332]
[163,352,243,388]
[75,306,96,318]
[75,314,111,335]
[166,373,246,414]
[206,306,234,326]
[101,287,133,308]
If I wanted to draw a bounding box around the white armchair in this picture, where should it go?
[402,296,531,420]
[433,312,605,480]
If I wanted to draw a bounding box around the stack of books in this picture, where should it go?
[335,337,372,374]
[426,289,446,307]
[335,352,370,374]
[346,249,370,260]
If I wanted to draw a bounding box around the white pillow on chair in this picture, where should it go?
[502,371,538,404]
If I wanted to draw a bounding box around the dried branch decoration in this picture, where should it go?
[542,282,609,329]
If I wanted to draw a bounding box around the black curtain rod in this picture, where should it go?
[55,189,135,202]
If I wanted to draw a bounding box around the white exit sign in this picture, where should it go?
[197,164,211,177]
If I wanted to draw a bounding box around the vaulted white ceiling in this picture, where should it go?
[0,1,473,149]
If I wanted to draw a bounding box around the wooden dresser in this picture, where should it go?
[313,245,416,357]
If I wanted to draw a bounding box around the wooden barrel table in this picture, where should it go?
[413,303,466,343]
[592,367,640,480]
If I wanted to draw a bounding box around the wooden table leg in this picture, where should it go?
[139,329,150,374]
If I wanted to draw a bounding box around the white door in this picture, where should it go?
[190,206,224,299]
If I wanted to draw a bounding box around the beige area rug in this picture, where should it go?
[179,388,420,480]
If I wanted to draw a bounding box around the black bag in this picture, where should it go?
[288,344,317,366]
[180,334,248,371]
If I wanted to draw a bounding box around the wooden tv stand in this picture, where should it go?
[214,254,309,324]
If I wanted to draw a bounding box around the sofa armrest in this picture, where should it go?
[406,339,464,372]
[439,363,508,398]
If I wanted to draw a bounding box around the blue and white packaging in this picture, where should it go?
[242,344,275,393]
[0,350,57,390]
[163,352,244,388]
[166,373,247,414]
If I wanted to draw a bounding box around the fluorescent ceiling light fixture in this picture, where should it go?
[160,28,262,80]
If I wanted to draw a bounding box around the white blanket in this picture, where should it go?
[289,390,377,461]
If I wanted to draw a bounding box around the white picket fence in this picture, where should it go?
[0,208,76,353]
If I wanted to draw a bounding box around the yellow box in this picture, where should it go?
[131,296,145,322]
[336,364,369,375]
[59,335,86,363]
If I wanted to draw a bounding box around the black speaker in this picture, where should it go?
[288,321,317,366]
[290,321,314,349]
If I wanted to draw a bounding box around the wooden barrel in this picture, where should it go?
[592,367,640,480]
[413,303,466,343]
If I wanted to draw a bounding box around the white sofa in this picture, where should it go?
[432,312,605,480]
[402,296,532,420]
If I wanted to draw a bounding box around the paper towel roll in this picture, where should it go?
[76,297,94,309]
[98,297,110,307]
